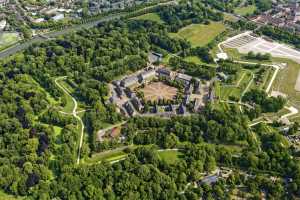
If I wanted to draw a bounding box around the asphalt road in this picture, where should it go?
[0,14,121,59]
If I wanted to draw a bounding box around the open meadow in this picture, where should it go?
[0,32,20,50]
[169,22,226,47]
[234,5,257,16]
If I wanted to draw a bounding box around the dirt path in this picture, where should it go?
[55,76,85,164]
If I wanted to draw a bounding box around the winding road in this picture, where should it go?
[55,76,85,164]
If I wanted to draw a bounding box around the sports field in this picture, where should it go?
[0,32,20,50]
[169,22,226,47]
[141,82,178,101]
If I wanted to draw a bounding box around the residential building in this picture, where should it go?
[176,73,192,85]
[131,97,143,111]
[157,68,173,79]
[123,101,135,116]
[0,0,7,8]
[178,104,186,115]
[185,83,193,95]
[148,52,163,63]
[199,175,218,185]
[194,80,201,94]
[139,69,156,82]
[124,88,135,98]
[0,19,6,30]
[183,95,190,106]
[52,13,65,21]
[193,98,201,112]
[115,86,123,97]
[121,75,139,87]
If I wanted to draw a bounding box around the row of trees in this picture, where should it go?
[257,25,300,49]
[169,57,216,80]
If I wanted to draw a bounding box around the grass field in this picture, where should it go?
[169,22,226,47]
[56,79,75,113]
[86,150,128,164]
[0,32,20,50]
[234,5,256,16]
[158,150,183,164]
[132,13,164,23]
[216,70,253,101]
[53,126,62,136]
[272,58,300,106]
[184,56,217,67]
[223,13,239,22]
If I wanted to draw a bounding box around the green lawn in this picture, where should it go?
[234,5,257,16]
[53,126,62,136]
[223,13,239,22]
[184,56,202,64]
[56,79,75,113]
[184,56,217,67]
[169,22,226,47]
[86,150,127,164]
[0,32,20,50]
[272,58,300,105]
[132,13,164,23]
[217,70,253,101]
[158,150,183,164]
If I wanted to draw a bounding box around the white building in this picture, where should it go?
[0,0,7,8]
[216,53,228,61]
[0,19,6,30]
[52,13,65,21]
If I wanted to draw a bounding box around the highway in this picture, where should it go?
[0,0,177,59]
[0,14,121,59]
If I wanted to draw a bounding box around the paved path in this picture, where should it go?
[281,106,299,119]
[55,76,85,164]
[220,100,253,109]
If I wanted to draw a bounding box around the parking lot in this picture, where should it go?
[222,31,300,64]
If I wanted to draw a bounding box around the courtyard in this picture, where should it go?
[141,81,178,101]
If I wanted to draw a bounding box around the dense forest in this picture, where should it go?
[1,1,300,199]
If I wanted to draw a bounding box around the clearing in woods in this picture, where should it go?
[169,22,226,47]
